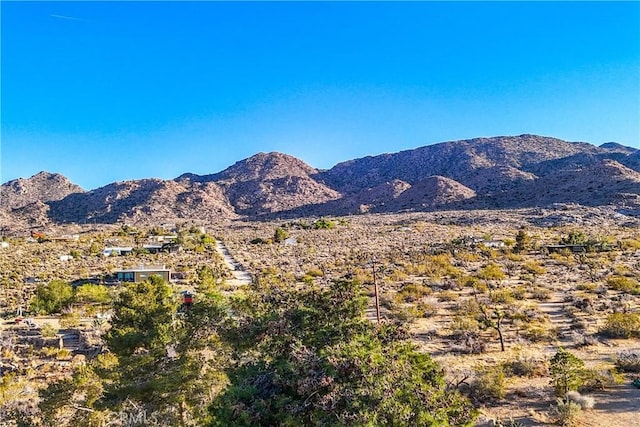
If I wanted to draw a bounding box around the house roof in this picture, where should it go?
[115,266,170,273]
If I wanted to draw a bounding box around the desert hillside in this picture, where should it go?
[2,135,639,228]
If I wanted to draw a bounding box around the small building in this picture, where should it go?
[103,247,134,257]
[459,236,506,249]
[143,244,164,254]
[115,266,171,283]
[480,239,506,249]
[545,244,587,254]
[148,235,178,244]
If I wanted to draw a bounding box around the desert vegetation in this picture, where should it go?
[1,209,639,425]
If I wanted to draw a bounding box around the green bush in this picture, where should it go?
[60,311,81,329]
[273,227,290,243]
[490,289,514,304]
[397,283,432,303]
[580,367,623,391]
[313,219,336,229]
[74,284,111,304]
[40,323,58,338]
[530,287,552,301]
[550,348,585,397]
[606,276,640,294]
[30,280,73,314]
[471,365,507,401]
[600,312,640,338]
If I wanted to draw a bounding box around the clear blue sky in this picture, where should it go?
[2,1,639,190]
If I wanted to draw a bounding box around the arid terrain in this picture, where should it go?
[1,207,639,425]
[2,135,640,425]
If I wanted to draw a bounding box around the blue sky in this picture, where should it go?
[2,1,639,190]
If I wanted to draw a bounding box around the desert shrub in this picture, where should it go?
[41,347,60,358]
[505,354,548,378]
[60,311,81,329]
[552,398,582,427]
[472,280,488,293]
[496,419,524,427]
[417,254,462,279]
[522,323,557,343]
[490,289,514,304]
[312,218,335,229]
[450,315,480,337]
[550,252,575,266]
[606,276,640,294]
[511,286,527,300]
[56,348,72,360]
[69,249,82,259]
[600,312,640,338]
[620,238,640,251]
[457,251,481,262]
[471,365,507,401]
[571,332,597,346]
[388,269,408,282]
[569,319,589,332]
[477,263,505,282]
[615,351,640,373]
[395,283,432,303]
[506,253,524,262]
[530,287,552,301]
[391,303,436,322]
[580,366,623,391]
[571,297,594,313]
[305,267,323,277]
[273,227,289,243]
[415,300,438,317]
[455,298,481,316]
[380,295,395,310]
[438,290,459,302]
[40,324,58,338]
[523,261,546,275]
[453,331,486,354]
[565,391,594,410]
[576,282,597,292]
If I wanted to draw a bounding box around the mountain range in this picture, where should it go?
[2,134,640,228]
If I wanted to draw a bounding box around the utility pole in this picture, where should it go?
[371,259,380,324]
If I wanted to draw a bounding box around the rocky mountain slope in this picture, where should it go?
[2,134,639,227]
[317,134,630,195]
[1,172,84,210]
[47,179,236,224]
[179,152,341,216]
[494,159,640,208]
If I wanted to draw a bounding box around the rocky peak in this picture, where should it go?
[1,171,84,210]
[213,152,318,183]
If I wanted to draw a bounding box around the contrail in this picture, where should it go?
[50,14,87,22]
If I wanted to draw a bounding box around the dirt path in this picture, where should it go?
[215,240,252,286]
[537,292,573,335]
